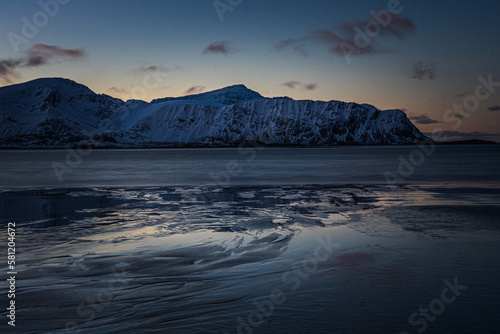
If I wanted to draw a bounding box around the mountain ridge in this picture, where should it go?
[151,84,265,105]
[0,78,429,148]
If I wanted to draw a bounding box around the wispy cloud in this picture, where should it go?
[0,44,85,82]
[275,14,415,58]
[424,131,500,142]
[0,60,22,82]
[487,105,500,112]
[29,44,85,59]
[304,83,318,90]
[108,86,129,95]
[203,41,237,56]
[282,81,318,91]
[409,61,437,80]
[133,65,171,74]
[184,85,205,95]
[275,38,311,57]
[409,114,442,124]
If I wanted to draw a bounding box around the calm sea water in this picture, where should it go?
[0,145,499,333]
[0,145,499,188]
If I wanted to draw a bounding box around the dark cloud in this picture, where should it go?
[275,13,415,58]
[275,38,310,57]
[24,44,85,68]
[336,15,415,39]
[133,65,170,73]
[409,114,442,124]
[203,41,237,56]
[409,61,437,80]
[184,85,205,95]
[108,87,129,95]
[312,28,368,56]
[24,55,48,67]
[28,44,85,58]
[0,59,22,82]
[304,83,318,90]
[424,130,500,142]
[0,44,85,82]
[487,105,500,112]
[376,15,415,39]
[282,81,318,91]
[282,81,301,89]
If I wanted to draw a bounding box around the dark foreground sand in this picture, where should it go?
[1,184,499,333]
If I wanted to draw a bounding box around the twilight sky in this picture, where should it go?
[1,0,500,141]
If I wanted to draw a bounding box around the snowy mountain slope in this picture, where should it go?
[0,78,428,148]
[115,97,427,146]
[151,84,265,105]
[0,78,123,146]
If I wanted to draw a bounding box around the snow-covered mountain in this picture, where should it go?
[0,78,123,147]
[0,78,428,148]
[151,84,264,105]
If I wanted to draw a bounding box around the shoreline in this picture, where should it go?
[0,140,497,150]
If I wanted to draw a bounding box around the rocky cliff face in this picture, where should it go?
[0,78,428,148]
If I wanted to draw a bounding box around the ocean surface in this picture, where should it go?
[0,145,499,333]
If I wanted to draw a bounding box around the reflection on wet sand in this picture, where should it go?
[0,185,499,333]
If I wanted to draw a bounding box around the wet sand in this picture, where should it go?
[1,184,499,333]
